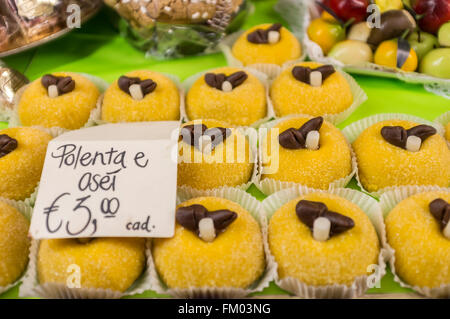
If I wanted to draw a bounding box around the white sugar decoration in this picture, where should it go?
[406,135,421,152]
[199,218,216,242]
[268,31,280,44]
[443,223,450,240]
[221,81,232,92]
[202,12,209,19]
[192,12,200,19]
[129,84,144,101]
[305,130,320,150]
[48,85,58,98]
[313,217,331,242]
[164,6,172,12]
[198,135,213,154]
[310,71,323,87]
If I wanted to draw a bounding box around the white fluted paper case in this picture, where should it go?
[342,113,446,197]
[93,73,184,126]
[8,73,109,130]
[19,239,153,299]
[177,126,260,193]
[256,116,357,195]
[0,197,33,295]
[181,67,275,128]
[380,185,450,298]
[148,187,277,298]
[262,186,388,299]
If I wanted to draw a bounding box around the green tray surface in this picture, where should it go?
[1,0,448,298]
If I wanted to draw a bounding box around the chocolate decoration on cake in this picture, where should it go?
[381,124,437,151]
[429,198,450,231]
[247,23,282,44]
[204,71,248,91]
[296,199,354,240]
[176,204,237,241]
[180,124,231,150]
[0,134,18,158]
[292,65,335,86]
[118,75,157,97]
[278,117,323,150]
[41,74,75,96]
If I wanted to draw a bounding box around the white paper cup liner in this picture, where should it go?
[262,186,388,298]
[435,111,450,147]
[342,113,446,197]
[269,65,367,125]
[93,73,184,126]
[10,73,109,130]
[219,30,307,80]
[178,126,260,192]
[182,67,275,128]
[0,197,33,295]
[148,187,277,298]
[380,185,450,298]
[256,116,357,195]
[19,239,153,299]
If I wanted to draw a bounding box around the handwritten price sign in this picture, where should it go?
[30,122,179,239]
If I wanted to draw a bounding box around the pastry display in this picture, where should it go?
[385,190,450,289]
[270,62,353,118]
[305,1,450,79]
[104,0,250,58]
[17,72,100,130]
[0,127,52,201]
[231,23,302,66]
[37,238,146,292]
[0,0,102,54]
[152,196,265,289]
[101,70,180,123]
[178,119,254,190]
[261,116,353,190]
[268,192,380,286]
[0,200,30,287]
[186,67,267,126]
[352,119,450,192]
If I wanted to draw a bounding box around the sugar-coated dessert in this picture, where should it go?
[269,192,380,286]
[261,116,352,189]
[153,197,265,289]
[101,70,180,123]
[0,200,30,287]
[178,119,254,190]
[18,72,100,130]
[0,127,52,200]
[231,23,302,66]
[270,62,353,117]
[353,120,450,192]
[38,238,146,292]
[186,67,267,126]
[385,191,450,288]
